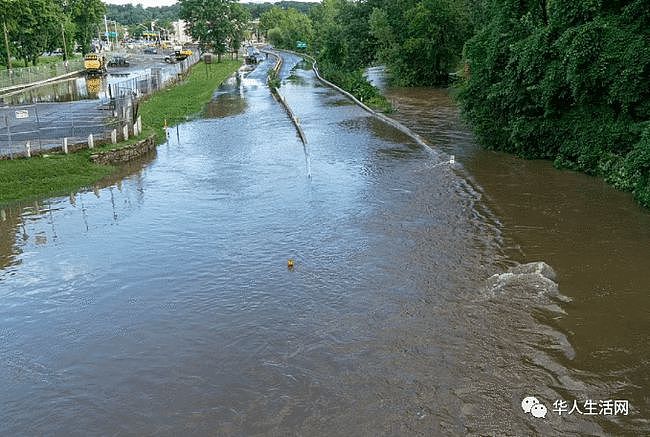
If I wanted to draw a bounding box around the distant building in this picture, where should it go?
[172,20,192,44]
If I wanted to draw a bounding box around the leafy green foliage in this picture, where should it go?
[310,0,379,71]
[370,0,471,85]
[459,0,650,206]
[267,68,281,89]
[259,7,313,50]
[244,2,317,19]
[318,62,391,112]
[179,0,249,61]
[105,4,180,26]
[64,0,106,54]
[307,1,390,112]
[0,0,103,66]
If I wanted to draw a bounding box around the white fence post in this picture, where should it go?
[25,141,31,158]
[137,115,142,133]
[88,134,94,149]
[123,125,129,141]
[63,137,69,154]
[111,129,117,144]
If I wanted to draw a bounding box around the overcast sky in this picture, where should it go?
[104,0,321,6]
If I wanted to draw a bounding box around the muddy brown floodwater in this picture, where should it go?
[0,55,647,436]
[373,69,650,435]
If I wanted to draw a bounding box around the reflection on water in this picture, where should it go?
[2,76,99,105]
[0,153,154,271]
[0,56,648,436]
[3,59,185,105]
[204,74,249,119]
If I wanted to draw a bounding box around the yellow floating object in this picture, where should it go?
[287,259,294,269]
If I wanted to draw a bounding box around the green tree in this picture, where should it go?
[229,3,250,59]
[65,0,106,54]
[259,6,312,49]
[180,0,237,61]
[369,0,470,85]
[3,0,63,66]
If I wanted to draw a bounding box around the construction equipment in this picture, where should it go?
[84,54,106,75]
[164,44,193,63]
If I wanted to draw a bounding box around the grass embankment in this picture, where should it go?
[0,60,241,206]
[276,48,391,112]
[318,64,392,113]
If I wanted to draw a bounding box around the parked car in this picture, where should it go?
[143,47,158,54]
[108,56,130,67]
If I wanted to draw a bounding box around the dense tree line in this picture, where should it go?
[259,7,312,49]
[244,2,316,19]
[105,4,180,26]
[105,2,315,25]
[460,0,650,206]
[0,0,105,66]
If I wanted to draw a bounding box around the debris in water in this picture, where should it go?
[485,261,560,296]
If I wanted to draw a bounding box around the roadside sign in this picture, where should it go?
[15,110,28,119]
[296,41,307,49]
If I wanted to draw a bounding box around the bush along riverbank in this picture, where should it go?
[0,60,241,206]
[459,2,650,208]
[317,61,392,113]
[259,2,392,113]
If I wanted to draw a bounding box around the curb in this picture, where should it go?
[277,49,435,154]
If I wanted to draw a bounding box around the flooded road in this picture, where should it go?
[0,55,647,435]
[2,53,184,105]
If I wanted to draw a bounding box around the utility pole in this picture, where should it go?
[61,23,69,71]
[3,20,12,70]
[60,23,68,61]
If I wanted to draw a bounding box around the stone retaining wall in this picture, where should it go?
[90,135,156,165]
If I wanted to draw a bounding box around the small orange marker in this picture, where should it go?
[287,259,294,269]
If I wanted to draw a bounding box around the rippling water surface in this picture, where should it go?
[0,56,647,435]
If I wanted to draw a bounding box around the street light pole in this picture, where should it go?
[104,15,110,50]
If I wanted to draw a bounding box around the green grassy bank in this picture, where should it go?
[0,60,241,206]
[317,62,392,113]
